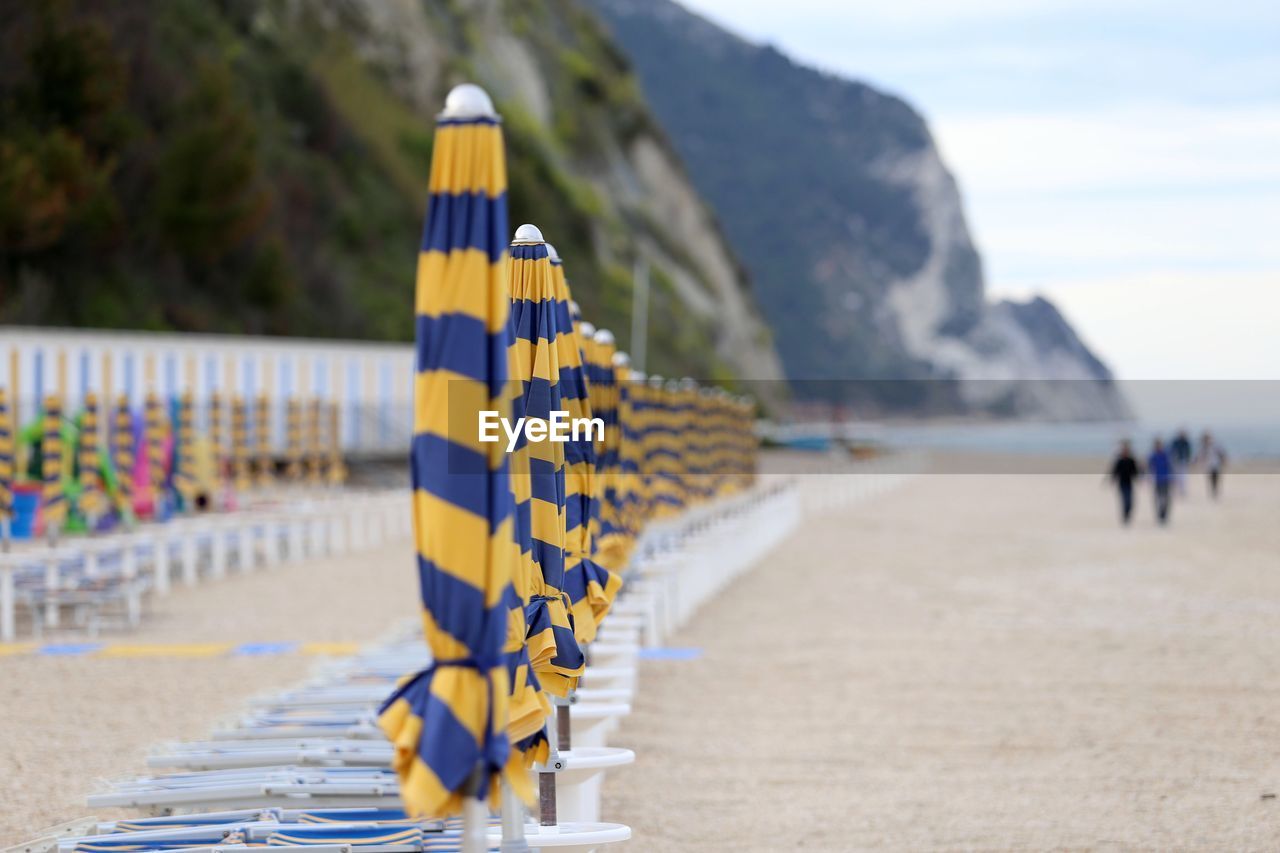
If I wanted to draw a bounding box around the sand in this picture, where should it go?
[4,462,1280,850]
[0,535,418,844]
[603,465,1280,849]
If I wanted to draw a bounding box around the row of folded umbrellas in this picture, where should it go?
[0,384,347,533]
[388,81,762,830]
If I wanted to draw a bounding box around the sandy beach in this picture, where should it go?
[0,535,418,844]
[3,461,1279,849]
[604,464,1280,849]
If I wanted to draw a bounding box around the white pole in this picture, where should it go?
[460,769,489,853]
[500,780,529,851]
[630,255,649,374]
[0,559,14,642]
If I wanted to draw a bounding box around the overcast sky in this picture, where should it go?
[679,0,1280,381]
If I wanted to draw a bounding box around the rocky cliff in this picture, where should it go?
[589,0,1128,418]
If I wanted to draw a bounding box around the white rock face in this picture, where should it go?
[877,141,1127,419]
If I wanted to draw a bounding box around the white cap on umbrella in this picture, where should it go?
[440,83,497,120]
[513,223,545,244]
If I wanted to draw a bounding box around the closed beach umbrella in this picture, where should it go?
[587,330,620,531]
[172,391,198,509]
[0,388,13,541]
[376,83,526,826]
[547,251,620,642]
[232,395,253,493]
[77,392,107,524]
[209,392,228,487]
[143,390,168,512]
[506,224,585,698]
[255,392,273,488]
[285,397,303,482]
[326,402,347,486]
[306,399,323,485]
[112,394,134,516]
[594,351,634,571]
[42,395,67,536]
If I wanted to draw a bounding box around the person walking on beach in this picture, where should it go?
[1108,439,1142,525]
[1197,431,1227,499]
[1170,429,1193,496]
[1147,438,1174,525]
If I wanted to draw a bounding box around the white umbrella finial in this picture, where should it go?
[612,350,631,367]
[441,83,496,120]
[513,223,545,244]
[594,329,616,346]
[579,321,597,338]
[546,243,560,261]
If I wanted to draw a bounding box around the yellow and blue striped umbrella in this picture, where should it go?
[376,83,526,820]
[77,392,107,522]
[548,256,620,642]
[591,339,626,566]
[604,360,646,568]
[255,392,273,488]
[506,225,585,698]
[172,391,198,508]
[0,388,13,528]
[42,395,66,533]
[586,330,619,545]
[112,394,134,515]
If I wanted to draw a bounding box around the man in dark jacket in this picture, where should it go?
[1148,438,1174,525]
[1170,429,1193,496]
[1108,439,1141,525]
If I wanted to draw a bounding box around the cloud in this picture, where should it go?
[994,270,1280,381]
[934,105,1280,194]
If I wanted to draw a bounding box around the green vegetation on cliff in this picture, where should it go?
[0,0,773,385]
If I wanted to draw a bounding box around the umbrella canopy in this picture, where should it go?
[648,378,686,519]
[595,352,636,571]
[42,395,66,532]
[231,395,253,492]
[586,330,620,546]
[376,83,525,819]
[285,398,304,481]
[209,392,228,486]
[0,388,13,528]
[506,225,585,698]
[77,392,108,521]
[143,390,168,507]
[548,253,620,643]
[112,394,134,515]
[306,399,324,485]
[173,391,198,508]
[326,402,347,486]
[255,393,273,488]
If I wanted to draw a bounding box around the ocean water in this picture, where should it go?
[852,421,1280,460]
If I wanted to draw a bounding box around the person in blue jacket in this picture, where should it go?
[1147,438,1174,525]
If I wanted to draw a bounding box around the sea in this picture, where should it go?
[849,420,1280,460]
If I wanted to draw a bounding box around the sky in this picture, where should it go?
[679,0,1280,382]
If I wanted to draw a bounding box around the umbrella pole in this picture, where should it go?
[537,715,561,826]
[499,780,529,851]
[461,766,488,853]
[556,695,572,751]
